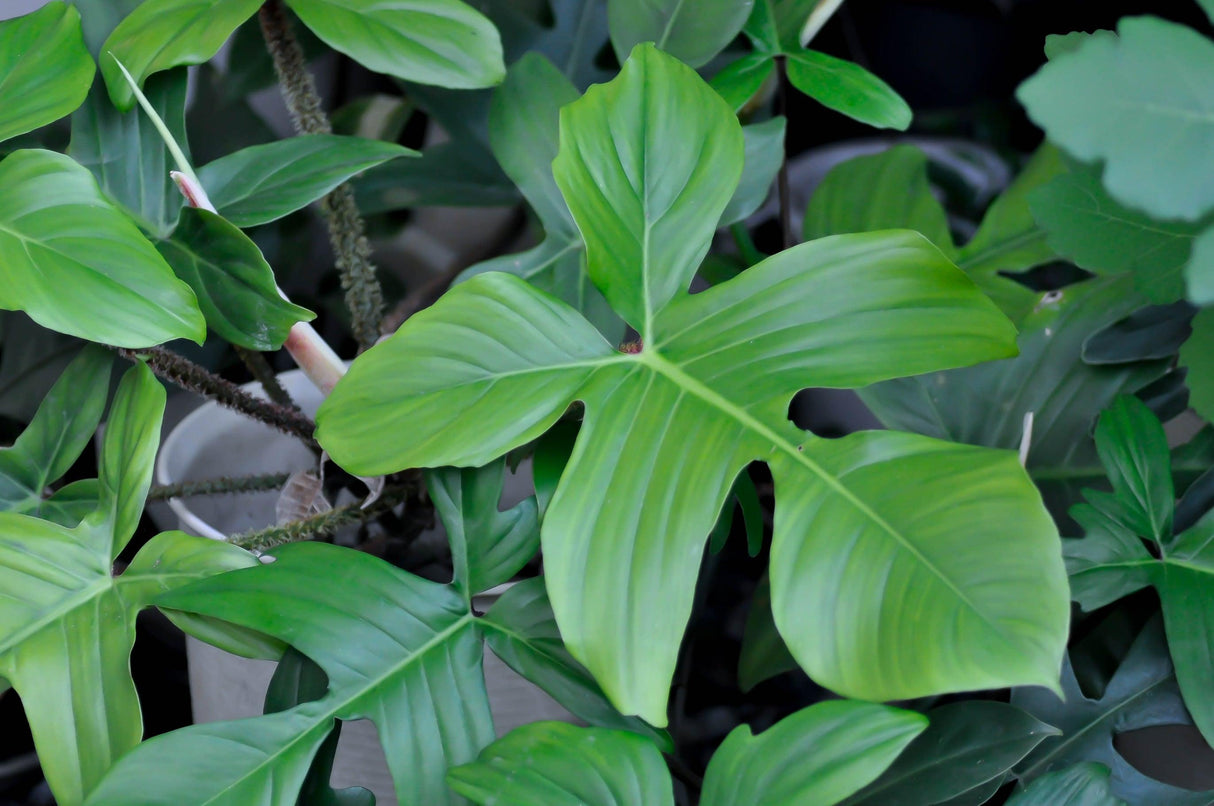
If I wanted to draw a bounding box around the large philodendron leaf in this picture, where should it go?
[448,722,675,806]
[156,208,315,351]
[0,362,260,806]
[0,347,111,524]
[100,0,263,111]
[1064,396,1214,748]
[197,134,418,228]
[0,2,94,144]
[88,543,495,806]
[1018,16,1214,222]
[701,700,928,806]
[607,0,752,68]
[284,0,505,89]
[0,149,205,347]
[1006,763,1126,806]
[317,45,1069,725]
[1013,620,1214,805]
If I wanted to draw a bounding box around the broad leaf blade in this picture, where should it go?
[1006,763,1126,806]
[0,149,205,347]
[198,134,417,227]
[701,700,927,806]
[1018,17,1214,221]
[607,0,752,68]
[721,117,786,227]
[785,49,911,130]
[0,2,95,144]
[157,208,315,351]
[842,701,1060,805]
[448,722,675,806]
[1092,395,1174,542]
[100,0,262,111]
[552,43,744,338]
[284,0,505,89]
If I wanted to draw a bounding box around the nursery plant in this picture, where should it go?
[0,0,1212,805]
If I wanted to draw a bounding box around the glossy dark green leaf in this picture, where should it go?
[1013,620,1213,805]
[157,207,314,351]
[0,347,110,520]
[1018,16,1214,221]
[0,3,94,144]
[701,700,927,806]
[318,45,1066,725]
[197,134,417,227]
[69,69,188,238]
[68,0,143,55]
[737,575,797,691]
[1006,763,1125,806]
[448,722,674,806]
[608,0,752,68]
[532,421,577,517]
[785,49,911,130]
[0,361,258,805]
[0,149,205,347]
[1181,307,1214,423]
[285,0,505,88]
[1092,395,1174,541]
[89,543,493,805]
[736,470,764,556]
[426,459,540,600]
[1083,302,1196,365]
[842,702,1060,806]
[100,0,262,111]
[710,53,774,111]
[480,579,669,747]
[1029,164,1201,304]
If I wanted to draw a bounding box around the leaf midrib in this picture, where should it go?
[636,350,1007,633]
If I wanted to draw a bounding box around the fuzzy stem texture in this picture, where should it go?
[232,484,408,551]
[259,0,385,349]
[149,472,292,501]
[234,345,298,410]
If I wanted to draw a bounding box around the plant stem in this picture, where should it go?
[234,346,298,410]
[774,56,793,251]
[149,472,292,500]
[232,484,408,551]
[665,754,703,795]
[259,0,385,350]
[117,347,318,448]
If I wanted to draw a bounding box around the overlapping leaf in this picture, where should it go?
[0,149,205,347]
[607,0,752,68]
[1013,620,1213,805]
[0,3,95,144]
[1064,396,1214,747]
[1007,764,1126,806]
[0,362,261,805]
[711,0,910,129]
[317,44,1069,725]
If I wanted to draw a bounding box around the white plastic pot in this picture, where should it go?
[156,370,575,804]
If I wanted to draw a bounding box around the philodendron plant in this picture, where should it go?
[2,0,1211,803]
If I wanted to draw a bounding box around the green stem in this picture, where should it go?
[729,222,764,266]
[149,472,292,500]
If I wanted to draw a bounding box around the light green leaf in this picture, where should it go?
[803,145,953,248]
[1029,163,1200,304]
[100,0,262,111]
[1184,224,1214,305]
[1180,307,1214,422]
[1006,763,1126,806]
[284,0,505,88]
[426,459,540,600]
[448,722,674,806]
[607,0,753,68]
[552,43,744,338]
[90,543,493,806]
[0,347,110,519]
[1092,395,1174,542]
[701,700,927,806]
[785,49,911,130]
[841,702,1060,806]
[1014,617,1213,804]
[710,53,775,111]
[0,2,95,144]
[69,0,144,56]
[480,578,669,747]
[156,208,314,351]
[0,149,205,347]
[319,45,1066,725]
[197,134,417,228]
[1018,16,1214,221]
[69,69,189,238]
[721,117,786,227]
